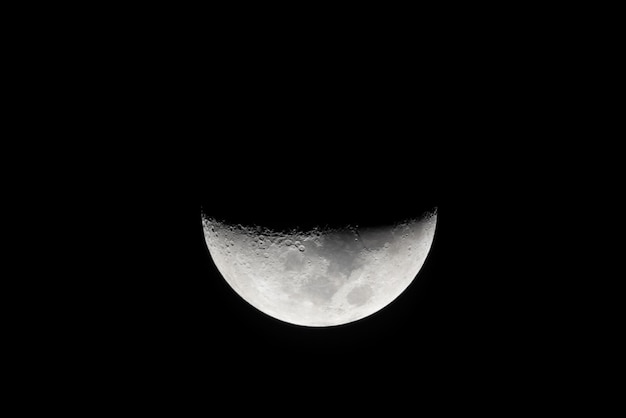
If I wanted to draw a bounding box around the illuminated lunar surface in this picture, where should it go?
[202,211,437,327]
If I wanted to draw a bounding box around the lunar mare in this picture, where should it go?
[202,211,437,327]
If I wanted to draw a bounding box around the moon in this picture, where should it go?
[202,210,437,327]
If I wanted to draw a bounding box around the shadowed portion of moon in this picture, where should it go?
[202,210,437,327]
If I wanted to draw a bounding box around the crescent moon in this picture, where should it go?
[202,211,437,327]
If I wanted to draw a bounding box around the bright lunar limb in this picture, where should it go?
[202,211,437,327]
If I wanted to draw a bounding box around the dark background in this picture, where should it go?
[115,69,530,396]
[29,10,589,407]
[90,39,541,399]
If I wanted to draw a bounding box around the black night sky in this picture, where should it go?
[108,57,537,396]
[41,14,574,406]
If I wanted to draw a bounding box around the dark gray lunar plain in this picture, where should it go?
[203,211,437,326]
